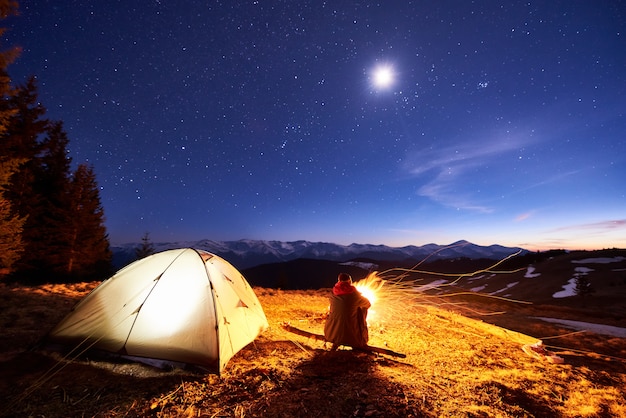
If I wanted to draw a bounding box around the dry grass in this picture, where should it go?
[0,281,625,417]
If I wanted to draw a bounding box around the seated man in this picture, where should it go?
[324,273,371,349]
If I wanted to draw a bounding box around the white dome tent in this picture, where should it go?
[45,248,269,373]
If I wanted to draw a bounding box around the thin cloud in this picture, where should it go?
[418,174,493,213]
[515,211,535,222]
[403,130,536,212]
[405,135,523,177]
[550,219,626,232]
[511,169,581,195]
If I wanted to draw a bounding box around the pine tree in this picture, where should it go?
[574,275,595,298]
[0,1,23,275]
[28,121,74,278]
[65,164,112,280]
[135,232,156,260]
[0,2,111,281]
[1,77,48,163]
[1,78,112,281]
[1,78,49,277]
[0,158,26,273]
[0,2,19,21]
[0,2,20,84]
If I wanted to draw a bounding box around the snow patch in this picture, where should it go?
[572,256,625,264]
[490,281,518,295]
[553,266,595,298]
[553,279,577,298]
[467,274,496,282]
[415,279,448,292]
[339,261,378,270]
[524,266,541,278]
[470,285,487,292]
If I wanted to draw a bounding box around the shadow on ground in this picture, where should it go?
[248,347,426,417]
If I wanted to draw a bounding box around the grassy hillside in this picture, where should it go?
[1,274,625,417]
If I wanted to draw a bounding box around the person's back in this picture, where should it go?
[324,273,371,349]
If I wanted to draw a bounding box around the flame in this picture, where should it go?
[354,272,385,322]
[355,281,378,305]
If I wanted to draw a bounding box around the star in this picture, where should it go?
[7,2,624,250]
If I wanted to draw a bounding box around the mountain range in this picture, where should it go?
[111,239,528,270]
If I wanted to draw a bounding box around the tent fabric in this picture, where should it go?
[46,248,269,373]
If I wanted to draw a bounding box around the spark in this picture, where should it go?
[354,272,422,323]
[352,248,529,324]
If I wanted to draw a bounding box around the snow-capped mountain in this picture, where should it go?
[111,239,527,270]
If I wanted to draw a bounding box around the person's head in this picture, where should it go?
[338,273,352,283]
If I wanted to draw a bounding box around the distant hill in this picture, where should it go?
[242,249,626,324]
[111,239,527,270]
[113,240,626,315]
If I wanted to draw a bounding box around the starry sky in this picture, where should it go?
[4,1,626,250]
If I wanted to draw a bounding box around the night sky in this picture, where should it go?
[5,1,626,250]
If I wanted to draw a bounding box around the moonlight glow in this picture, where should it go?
[371,65,395,89]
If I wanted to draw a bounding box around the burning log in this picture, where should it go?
[282,323,406,358]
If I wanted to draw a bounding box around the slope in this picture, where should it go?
[1,282,624,417]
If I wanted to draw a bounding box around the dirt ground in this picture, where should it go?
[0,282,625,417]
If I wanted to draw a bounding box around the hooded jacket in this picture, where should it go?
[324,281,371,348]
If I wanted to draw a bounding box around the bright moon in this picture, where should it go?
[372,65,394,88]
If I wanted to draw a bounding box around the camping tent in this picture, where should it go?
[45,248,269,373]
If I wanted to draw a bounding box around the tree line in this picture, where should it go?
[0,2,112,283]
